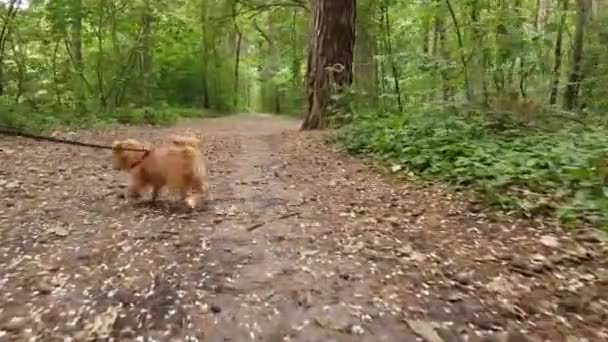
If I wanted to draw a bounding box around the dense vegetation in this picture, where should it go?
[0,0,308,129]
[2,0,608,229]
[334,0,608,229]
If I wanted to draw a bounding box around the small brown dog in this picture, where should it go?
[112,138,210,209]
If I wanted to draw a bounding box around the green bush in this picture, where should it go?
[332,109,608,230]
[0,99,220,131]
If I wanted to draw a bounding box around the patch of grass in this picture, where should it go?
[332,109,608,230]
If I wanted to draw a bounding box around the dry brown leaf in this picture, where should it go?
[406,320,443,342]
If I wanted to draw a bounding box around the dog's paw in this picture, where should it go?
[185,196,198,209]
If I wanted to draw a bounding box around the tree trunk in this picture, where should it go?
[549,0,568,105]
[353,2,376,104]
[0,0,19,97]
[231,1,242,109]
[52,40,62,106]
[141,0,153,107]
[70,0,86,114]
[563,0,587,110]
[444,0,472,101]
[301,0,356,130]
[381,3,403,112]
[200,0,210,108]
[96,0,107,111]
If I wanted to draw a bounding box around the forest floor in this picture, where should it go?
[0,114,607,342]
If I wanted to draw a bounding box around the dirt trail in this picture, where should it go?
[0,114,607,341]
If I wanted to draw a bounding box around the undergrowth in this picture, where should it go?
[0,100,217,132]
[332,108,608,230]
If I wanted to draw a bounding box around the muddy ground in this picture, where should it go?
[0,114,607,341]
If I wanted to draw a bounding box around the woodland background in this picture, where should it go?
[1,0,608,230]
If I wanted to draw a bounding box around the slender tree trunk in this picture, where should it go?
[96,0,107,110]
[354,2,376,104]
[141,0,153,107]
[550,0,568,105]
[8,36,23,104]
[563,0,587,109]
[52,40,62,106]
[381,3,403,112]
[200,0,210,108]
[445,0,472,101]
[434,7,451,102]
[0,0,19,97]
[233,24,242,108]
[290,10,300,90]
[70,0,86,114]
[469,0,485,102]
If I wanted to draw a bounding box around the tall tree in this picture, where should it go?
[69,0,86,114]
[301,0,356,130]
[563,0,587,109]
[0,0,20,96]
[550,0,568,105]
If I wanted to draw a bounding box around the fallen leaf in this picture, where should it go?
[51,226,69,237]
[539,235,560,248]
[406,320,443,342]
[391,165,402,173]
[487,275,514,295]
[85,305,120,339]
[395,244,413,256]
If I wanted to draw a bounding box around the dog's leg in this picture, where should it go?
[177,187,195,210]
[127,177,146,199]
[185,176,208,209]
[151,186,161,202]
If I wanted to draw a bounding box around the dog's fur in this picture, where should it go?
[112,138,210,209]
[166,134,202,149]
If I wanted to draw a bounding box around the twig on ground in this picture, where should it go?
[247,212,299,232]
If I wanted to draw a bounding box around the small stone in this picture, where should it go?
[37,281,54,295]
[447,291,464,302]
[47,265,60,272]
[453,272,472,285]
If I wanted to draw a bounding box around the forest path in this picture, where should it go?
[0,113,606,341]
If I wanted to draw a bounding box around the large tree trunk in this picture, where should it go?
[301,0,356,130]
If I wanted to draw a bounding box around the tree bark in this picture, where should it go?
[200,0,210,108]
[563,0,587,110]
[232,2,242,109]
[444,0,472,101]
[301,0,356,130]
[70,0,86,114]
[381,3,402,112]
[549,0,568,105]
[0,0,20,97]
[141,0,153,107]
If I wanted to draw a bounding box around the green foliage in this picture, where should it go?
[0,0,310,128]
[334,109,608,230]
[0,95,216,131]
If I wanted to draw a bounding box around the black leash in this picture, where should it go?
[0,126,149,152]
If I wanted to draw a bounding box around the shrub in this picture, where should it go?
[333,109,608,230]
